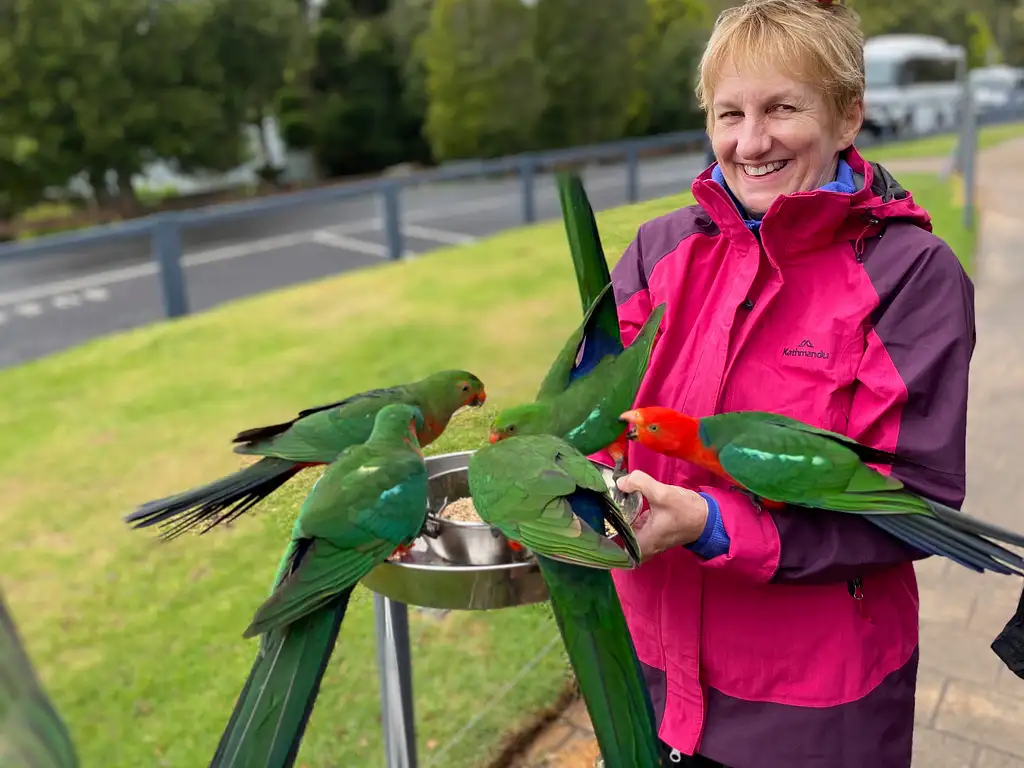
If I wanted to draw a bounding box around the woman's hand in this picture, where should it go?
[615,470,709,561]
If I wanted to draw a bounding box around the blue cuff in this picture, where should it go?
[685,492,731,560]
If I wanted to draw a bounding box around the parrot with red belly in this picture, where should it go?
[620,406,1024,575]
[125,369,485,539]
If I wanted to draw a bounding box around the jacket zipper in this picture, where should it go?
[847,576,870,621]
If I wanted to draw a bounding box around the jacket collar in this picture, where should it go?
[691,145,933,258]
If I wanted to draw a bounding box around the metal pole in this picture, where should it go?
[962,76,977,232]
[374,594,418,768]
[625,147,639,203]
[519,156,536,224]
[151,216,189,318]
[382,182,404,261]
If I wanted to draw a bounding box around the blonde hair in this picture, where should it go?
[696,0,865,127]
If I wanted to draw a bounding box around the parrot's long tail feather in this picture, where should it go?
[556,171,613,318]
[125,457,305,539]
[922,497,1024,549]
[865,513,1024,576]
[209,590,352,768]
[538,557,661,768]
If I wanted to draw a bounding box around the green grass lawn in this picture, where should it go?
[0,168,972,767]
[861,119,1024,163]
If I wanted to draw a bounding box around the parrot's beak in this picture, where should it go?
[471,392,487,407]
[619,410,640,440]
[488,430,501,444]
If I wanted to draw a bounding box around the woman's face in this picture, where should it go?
[709,63,862,217]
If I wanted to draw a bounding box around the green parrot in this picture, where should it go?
[125,370,484,539]
[620,405,1024,576]
[550,171,635,501]
[488,283,664,456]
[0,591,79,768]
[209,403,430,768]
[467,434,662,768]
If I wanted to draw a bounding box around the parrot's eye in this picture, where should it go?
[649,425,659,432]
[507,425,516,433]
[460,383,470,392]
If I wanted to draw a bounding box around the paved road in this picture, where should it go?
[0,150,708,368]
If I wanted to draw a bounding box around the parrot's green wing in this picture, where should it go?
[698,410,920,470]
[232,387,407,462]
[469,435,638,569]
[714,422,905,505]
[244,447,428,638]
[0,593,79,768]
[469,436,661,767]
[551,301,665,456]
[536,283,617,401]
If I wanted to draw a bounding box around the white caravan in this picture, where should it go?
[862,34,965,139]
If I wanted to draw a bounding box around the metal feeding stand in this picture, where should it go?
[362,450,641,768]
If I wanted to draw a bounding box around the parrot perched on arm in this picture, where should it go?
[467,434,661,768]
[124,370,484,540]
[209,403,430,768]
[620,406,1024,575]
[0,591,79,768]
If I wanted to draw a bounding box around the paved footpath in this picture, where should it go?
[510,139,1024,768]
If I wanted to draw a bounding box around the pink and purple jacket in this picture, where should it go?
[592,146,976,768]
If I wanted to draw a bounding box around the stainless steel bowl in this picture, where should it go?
[360,449,644,611]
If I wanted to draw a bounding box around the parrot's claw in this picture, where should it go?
[731,485,764,513]
[422,518,442,539]
[610,457,628,507]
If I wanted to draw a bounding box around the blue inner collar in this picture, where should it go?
[710,158,856,231]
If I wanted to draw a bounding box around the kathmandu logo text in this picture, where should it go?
[782,338,830,360]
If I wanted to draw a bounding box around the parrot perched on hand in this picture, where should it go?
[0,591,79,768]
[620,406,1024,576]
[209,403,430,768]
[125,370,484,540]
[467,434,662,768]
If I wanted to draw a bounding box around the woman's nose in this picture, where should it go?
[736,119,772,159]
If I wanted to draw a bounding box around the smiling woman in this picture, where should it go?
[588,1,977,767]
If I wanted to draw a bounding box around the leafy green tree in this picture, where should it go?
[3,0,249,207]
[643,0,713,135]
[533,0,654,148]
[421,0,545,161]
[206,0,304,168]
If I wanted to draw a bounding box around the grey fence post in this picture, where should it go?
[152,216,189,318]
[519,156,536,224]
[374,594,418,768]
[382,181,405,261]
[962,79,977,232]
[626,146,639,203]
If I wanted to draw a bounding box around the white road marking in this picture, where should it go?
[310,230,389,257]
[52,293,83,309]
[402,224,476,245]
[83,286,110,302]
[0,161,696,309]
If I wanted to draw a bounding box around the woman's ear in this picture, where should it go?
[838,99,864,149]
